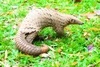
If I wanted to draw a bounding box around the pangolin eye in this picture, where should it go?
[71,19,75,23]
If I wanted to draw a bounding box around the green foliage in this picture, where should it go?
[0,0,100,67]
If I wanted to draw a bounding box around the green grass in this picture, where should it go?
[0,0,100,67]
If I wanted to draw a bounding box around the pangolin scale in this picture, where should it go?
[15,8,83,56]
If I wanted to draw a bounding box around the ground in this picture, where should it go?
[0,0,100,67]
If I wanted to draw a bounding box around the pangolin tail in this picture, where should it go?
[15,31,49,56]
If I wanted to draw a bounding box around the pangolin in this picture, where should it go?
[15,8,83,56]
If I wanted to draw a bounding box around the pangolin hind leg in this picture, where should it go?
[25,32,37,43]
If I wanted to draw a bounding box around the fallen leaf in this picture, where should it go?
[54,8,59,10]
[94,10,100,15]
[87,44,94,52]
[88,61,100,67]
[5,50,8,60]
[24,0,28,3]
[40,53,50,58]
[69,52,81,57]
[65,27,70,31]
[83,32,91,37]
[2,60,10,67]
[98,39,100,42]
[90,28,100,31]
[45,35,52,40]
[61,9,67,13]
[54,38,59,42]
[17,22,21,27]
[11,6,18,9]
[12,25,17,29]
[52,61,60,67]
[93,24,100,27]
[6,11,13,15]
[80,55,84,60]
[57,47,63,53]
[71,61,78,66]
[81,12,95,19]
[73,0,82,2]
[69,52,91,57]
[65,27,72,36]
[55,61,60,67]
[49,46,55,52]
[74,3,82,6]
[1,11,13,16]
[40,53,51,63]
[12,61,19,67]
[45,6,50,9]
[20,0,28,6]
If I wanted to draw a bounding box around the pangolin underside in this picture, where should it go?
[15,8,83,56]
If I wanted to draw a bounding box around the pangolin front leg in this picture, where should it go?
[54,26,65,36]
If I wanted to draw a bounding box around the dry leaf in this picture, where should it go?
[73,0,82,2]
[45,6,50,9]
[57,47,63,53]
[49,46,55,52]
[69,52,91,57]
[52,61,60,67]
[20,0,28,6]
[54,8,59,10]
[87,44,94,52]
[65,27,70,31]
[17,22,21,27]
[80,56,84,60]
[12,61,19,67]
[1,11,13,16]
[5,50,8,60]
[81,12,95,19]
[61,9,67,13]
[94,10,100,15]
[65,27,72,36]
[90,28,100,31]
[57,48,62,53]
[46,35,52,40]
[74,3,82,6]
[54,38,59,42]
[98,39,100,42]
[83,32,91,37]
[13,25,17,29]
[40,53,50,58]
[88,61,100,67]
[71,61,78,66]
[69,52,81,57]
[6,11,13,15]
[55,61,60,67]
